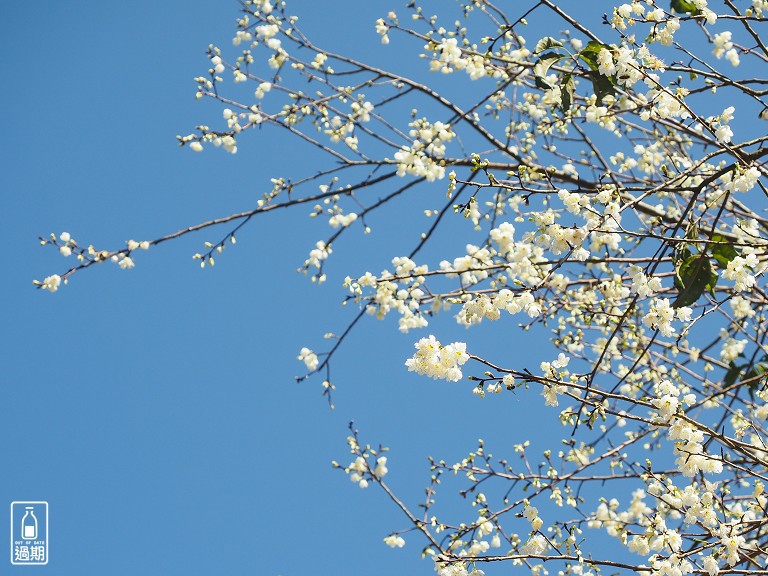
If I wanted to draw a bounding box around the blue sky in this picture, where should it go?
[1,0,681,574]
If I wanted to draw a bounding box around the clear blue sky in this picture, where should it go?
[2,1,626,574]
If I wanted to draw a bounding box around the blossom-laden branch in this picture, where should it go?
[38,0,768,574]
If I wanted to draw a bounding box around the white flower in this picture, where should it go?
[720,335,747,363]
[729,295,755,319]
[597,48,616,76]
[375,18,389,44]
[384,534,405,548]
[311,52,327,69]
[210,55,225,74]
[715,124,733,144]
[297,347,319,371]
[629,266,662,297]
[731,166,760,192]
[393,118,455,181]
[435,37,463,71]
[255,0,272,14]
[118,256,135,269]
[328,212,358,228]
[255,81,272,99]
[42,274,62,293]
[523,504,543,530]
[542,384,565,406]
[255,23,279,39]
[219,135,237,154]
[520,534,547,555]
[642,297,677,336]
[405,335,469,382]
[718,527,746,566]
[189,142,203,152]
[552,353,570,369]
[702,555,719,576]
[665,529,683,552]
[617,4,632,18]
[676,306,692,322]
[713,31,733,59]
[351,101,374,123]
[628,536,650,555]
[374,456,388,478]
[722,254,758,291]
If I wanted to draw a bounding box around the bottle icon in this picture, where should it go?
[21,507,37,540]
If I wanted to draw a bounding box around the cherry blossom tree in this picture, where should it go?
[36,0,768,575]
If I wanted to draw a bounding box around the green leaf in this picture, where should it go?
[534,36,563,54]
[742,356,768,398]
[670,0,700,14]
[724,361,744,388]
[560,73,575,111]
[710,233,739,269]
[672,253,717,308]
[577,41,605,72]
[674,245,694,266]
[577,43,617,100]
[533,52,563,87]
[588,71,616,102]
[743,363,768,388]
[535,75,554,90]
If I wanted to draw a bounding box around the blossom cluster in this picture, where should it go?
[344,256,429,333]
[393,118,455,181]
[36,231,151,292]
[642,298,692,337]
[426,37,493,81]
[405,335,469,382]
[336,433,390,491]
[297,347,319,372]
